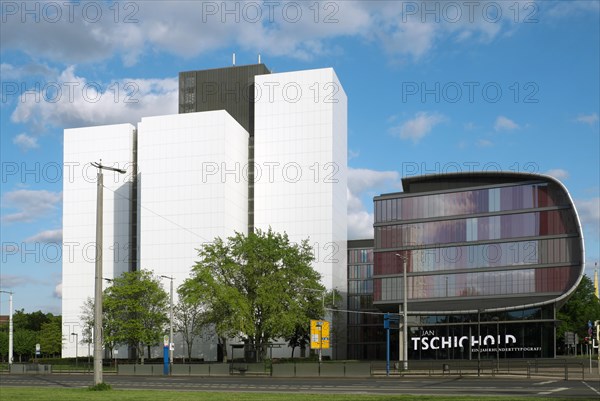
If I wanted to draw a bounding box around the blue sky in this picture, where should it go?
[1,1,599,314]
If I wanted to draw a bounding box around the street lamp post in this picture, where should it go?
[160,275,174,373]
[0,291,13,366]
[477,309,483,377]
[492,316,500,372]
[91,161,126,386]
[395,254,409,371]
[71,333,79,368]
[303,287,328,362]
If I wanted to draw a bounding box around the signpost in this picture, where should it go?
[310,320,330,362]
[384,313,400,376]
[163,335,169,375]
[565,331,576,355]
[594,320,600,376]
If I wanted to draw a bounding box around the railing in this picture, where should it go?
[370,358,590,380]
[6,358,593,380]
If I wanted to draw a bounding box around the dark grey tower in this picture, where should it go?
[179,64,271,136]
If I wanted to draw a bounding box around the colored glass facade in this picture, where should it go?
[370,172,584,360]
[347,240,387,360]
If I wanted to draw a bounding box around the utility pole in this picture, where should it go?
[91,161,126,386]
[395,254,409,371]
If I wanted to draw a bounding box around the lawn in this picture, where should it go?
[0,388,576,401]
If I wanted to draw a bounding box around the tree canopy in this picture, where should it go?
[557,275,600,345]
[103,270,169,363]
[174,287,207,361]
[39,318,62,357]
[180,229,325,361]
[0,310,62,361]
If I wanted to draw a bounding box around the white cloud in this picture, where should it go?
[0,62,57,80]
[347,167,400,239]
[13,133,39,151]
[0,274,33,288]
[0,2,370,65]
[575,113,599,126]
[0,63,18,79]
[494,116,519,132]
[1,189,62,223]
[390,112,445,142]
[546,1,600,18]
[464,122,477,131]
[348,168,400,194]
[576,198,600,238]
[11,66,178,131]
[347,188,375,239]
[477,139,494,148]
[545,169,569,180]
[376,17,436,60]
[25,229,63,243]
[54,282,62,299]
[0,1,525,66]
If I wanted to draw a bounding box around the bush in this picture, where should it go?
[88,383,112,391]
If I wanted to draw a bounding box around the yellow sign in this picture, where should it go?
[310,319,330,349]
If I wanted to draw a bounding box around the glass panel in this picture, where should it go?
[377,210,577,249]
[393,183,571,220]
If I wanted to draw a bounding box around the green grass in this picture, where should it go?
[0,388,576,401]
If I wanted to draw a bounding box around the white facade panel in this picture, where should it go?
[254,68,348,292]
[62,124,136,358]
[254,68,348,359]
[137,111,248,359]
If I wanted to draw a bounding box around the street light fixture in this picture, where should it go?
[91,160,126,386]
[71,333,79,368]
[0,291,13,366]
[160,275,174,373]
[395,254,409,371]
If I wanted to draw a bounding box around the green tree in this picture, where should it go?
[80,298,94,351]
[80,297,119,358]
[284,289,338,359]
[557,275,600,349]
[0,331,8,361]
[285,324,310,359]
[174,288,206,362]
[180,229,324,362]
[13,329,37,362]
[39,317,63,357]
[13,309,52,331]
[103,270,169,363]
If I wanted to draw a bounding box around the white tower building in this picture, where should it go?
[62,124,136,358]
[254,68,348,358]
[62,65,347,360]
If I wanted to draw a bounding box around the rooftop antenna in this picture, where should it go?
[232,52,236,66]
[258,54,261,64]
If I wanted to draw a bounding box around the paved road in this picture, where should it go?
[1,374,600,398]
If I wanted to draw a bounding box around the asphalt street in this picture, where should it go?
[1,373,600,398]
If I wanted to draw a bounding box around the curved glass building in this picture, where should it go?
[372,172,585,359]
